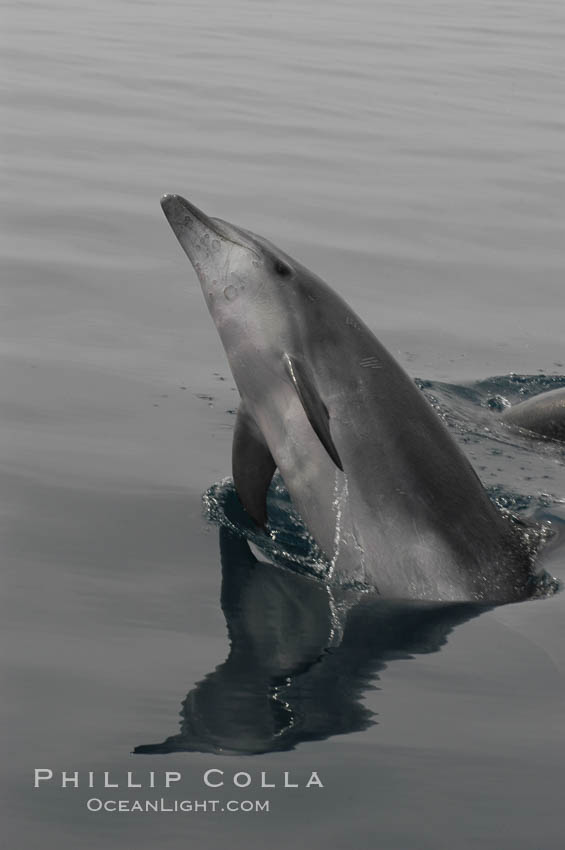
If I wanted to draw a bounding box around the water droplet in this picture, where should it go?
[224,285,237,301]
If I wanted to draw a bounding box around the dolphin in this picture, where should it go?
[502,387,565,442]
[160,194,537,603]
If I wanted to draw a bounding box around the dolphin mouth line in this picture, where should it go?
[161,193,216,231]
[160,194,262,258]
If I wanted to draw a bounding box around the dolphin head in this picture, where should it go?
[160,194,295,331]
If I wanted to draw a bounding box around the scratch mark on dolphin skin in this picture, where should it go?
[359,356,382,369]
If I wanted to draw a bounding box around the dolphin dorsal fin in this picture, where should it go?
[232,402,276,528]
[284,353,343,471]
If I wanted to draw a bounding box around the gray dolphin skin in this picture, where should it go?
[161,193,535,603]
[502,388,565,442]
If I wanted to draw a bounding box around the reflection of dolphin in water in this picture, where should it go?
[160,194,539,602]
[134,529,485,756]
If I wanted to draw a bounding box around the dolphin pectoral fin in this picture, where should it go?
[232,403,276,528]
[284,353,344,471]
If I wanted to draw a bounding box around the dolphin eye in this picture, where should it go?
[274,259,291,278]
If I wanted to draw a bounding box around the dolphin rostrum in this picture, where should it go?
[160,194,538,603]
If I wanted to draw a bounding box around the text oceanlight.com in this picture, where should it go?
[86,799,270,814]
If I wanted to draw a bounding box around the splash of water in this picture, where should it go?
[203,474,331,580]
[328,469,349,579]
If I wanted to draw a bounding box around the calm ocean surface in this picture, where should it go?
[2,1,565,848]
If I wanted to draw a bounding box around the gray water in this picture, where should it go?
[2,1,565,847]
